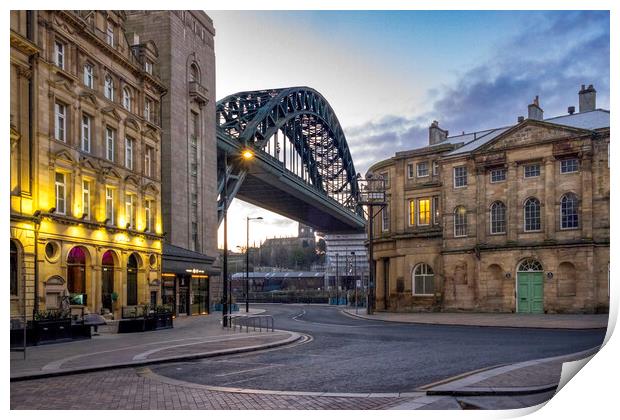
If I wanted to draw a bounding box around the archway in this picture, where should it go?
[127,253,139,306]
[101,250,116,312]
[516,258,544,313]
[67,246,87,305]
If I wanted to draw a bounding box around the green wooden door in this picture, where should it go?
[517,272,544,313]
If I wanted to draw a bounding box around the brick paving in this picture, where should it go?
[10,367,405,410]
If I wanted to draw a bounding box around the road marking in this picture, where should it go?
[215,364,280,377]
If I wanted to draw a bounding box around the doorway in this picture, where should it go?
[101,251,115,313]
[516,259,544,313]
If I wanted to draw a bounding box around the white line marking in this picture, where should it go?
[215,365,280,377]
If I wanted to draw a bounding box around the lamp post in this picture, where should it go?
[335,252,339,305]
[222,150,229,327]
[246,216,263,312]
[352,251,357,314]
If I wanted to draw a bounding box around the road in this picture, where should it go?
[151,304,605,393]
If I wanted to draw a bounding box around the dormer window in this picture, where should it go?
[122,87,132,111]
[144,59,153,75]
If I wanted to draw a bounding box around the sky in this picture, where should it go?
[210,10,610,251]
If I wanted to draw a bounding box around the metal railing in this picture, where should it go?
[223,314,274,332]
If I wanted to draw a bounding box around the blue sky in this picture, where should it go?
[211,10,610,250]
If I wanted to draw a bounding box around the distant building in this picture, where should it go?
[126,11,220,317]
[368,85,609,314]
[324,233,369,291]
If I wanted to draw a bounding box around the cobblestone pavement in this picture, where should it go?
[10,367,405,410]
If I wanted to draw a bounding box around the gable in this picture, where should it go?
[480,121,592,153]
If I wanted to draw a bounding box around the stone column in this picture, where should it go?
[507,162,518,243]
[544,156,556,240]
[581,152,593,240]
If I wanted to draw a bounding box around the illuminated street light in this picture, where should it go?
[241,149,254,160]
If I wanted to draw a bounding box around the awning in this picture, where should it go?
[162,243,219,275]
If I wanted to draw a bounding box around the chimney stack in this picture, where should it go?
[527,96,544,121]
[568,106,575,115]
[429,120,448,145]
[578,84,596,113]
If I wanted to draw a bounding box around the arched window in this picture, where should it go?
[189,63,200,83]
[67,247,87,297]
[127,253,138,306]
[490,201,506,234]
[104,75,114,100]
[102,251,115,312]
[122,87,132,111]
[10,241,18,296]
[413,263,434,295]
[524,197,541,231]
[454,206,467,237]
[560,193,579,229]
[517,258,543,272]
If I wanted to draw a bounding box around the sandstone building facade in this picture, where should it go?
[368,86,609,314]
[10,11,166,319]
[125,11,221,316]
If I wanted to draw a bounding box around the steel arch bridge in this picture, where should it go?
[217,86,365,232]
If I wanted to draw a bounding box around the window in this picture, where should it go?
[54,41,65,69]
[524,163,540,178]
[407,163,414,179]
[105,127,115,161]
[490,201,506,234]
[454,206,467,237]
[380,171,389,187]
[144,59,153,75]
[490,168,506,183]
[433,161,439,176]
[106,21,114,46]
[54,102,66,142]
[524,197,541,231]
[560,193,579,229]
[433,196,440,225]
[145,199,153,232]
[125,137,133,170]
[417,162,429,177]
[144,98,153,122]
[190,63,200,83]
[104,75,114,100]
[454,166,467,188]
[409,200,415,226]
[413,263,434,295]
[81,114,91,152]
[83,64,94,88]
[82,180,90,220]
[381,205,389,232]
[10,241,18,296]
[191,222,199,251]
[144,146,153,177]
[561,158,579,174]
[105,187,114,224]
[125,193,136,229]
[55,172,66,214]
[418,198,431,225]
[122,87,132,111]
[67,247,86,296]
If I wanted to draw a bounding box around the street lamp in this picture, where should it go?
[246,216,263,312]
[335,252,339,305]
[351,251,357,313]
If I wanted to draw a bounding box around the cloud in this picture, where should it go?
[344,11,609,175]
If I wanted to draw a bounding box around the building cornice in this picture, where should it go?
[10,30,40,56]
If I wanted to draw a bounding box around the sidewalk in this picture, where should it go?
[10,310,301,380]
[342,308,608,329]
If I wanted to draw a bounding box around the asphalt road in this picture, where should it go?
[151,304,606,393]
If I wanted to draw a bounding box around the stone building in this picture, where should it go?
[10,11,166,319]
[125,11,220,316]
[368,85,609,314]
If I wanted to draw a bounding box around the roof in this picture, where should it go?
[162,243,217,274]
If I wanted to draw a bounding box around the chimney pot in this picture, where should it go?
[518,116,525,123]
[568,106,575,115]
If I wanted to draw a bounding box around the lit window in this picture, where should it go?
[10,241,18,296]
[122,87,132,111]
[560,193,579,229]
[54,41,65,69]
[381,205,389,232]
[490,168,506,183]
[106,21,114,46]
[144,146,152,177]
[409,200,415,226]
[413,263,434,295]
[125,137,133,170]
[418,198,431,225]
[490,201,506,234]
[524,197,541,231]
[454,166,467,188]
[105,187,114,224]
[83,64,94,88]
[81,114,91,153]
[82,180,90,220]
[145,199,153,232]
[524,163,540,178]
[105,127,115,161]
[417,162,429,177]
[54,102,66,142]
[407,163,414,179]
[561,158,579,174]
[104,75,114,100]
[125,193,136,229]
[454,206,467,237]
[55,172,66,214]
